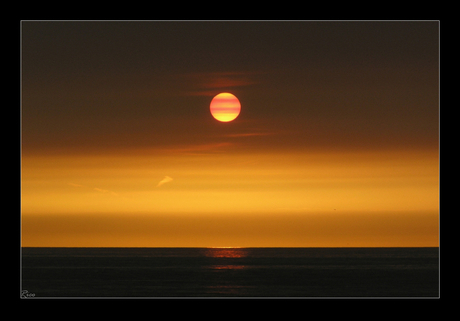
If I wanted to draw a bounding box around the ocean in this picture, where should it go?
[20,247,439,298]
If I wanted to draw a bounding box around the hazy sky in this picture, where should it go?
[21,21,439,247]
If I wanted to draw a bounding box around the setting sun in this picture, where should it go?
[210,93,241,122]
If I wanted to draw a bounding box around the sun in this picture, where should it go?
[210,93,241,122]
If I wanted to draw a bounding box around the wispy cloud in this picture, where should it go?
[94,187,119,196]
[69,182,118,196]
[179,71,263,96]
[159,142,234,155]
[156,176,173,187]
[224,132,272,138]
[68,183,85,188]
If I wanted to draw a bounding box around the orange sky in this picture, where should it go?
[20,21,439,247]
[21,147,439,247]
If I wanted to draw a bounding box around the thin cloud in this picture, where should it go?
[224,132,272,138]
[68,183,85,188]
[179,71,263,96]
[94,187,119,196]
[157,176,173,187]
[69,183,119,196]
[159,142,234,155]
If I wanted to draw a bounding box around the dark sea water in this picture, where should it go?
[21,247,439,298]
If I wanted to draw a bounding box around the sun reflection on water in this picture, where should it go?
[203,247,250,295]
[203,247,249,273]
[205,247,249,258]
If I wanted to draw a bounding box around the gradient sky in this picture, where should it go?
[21,21,439,247]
